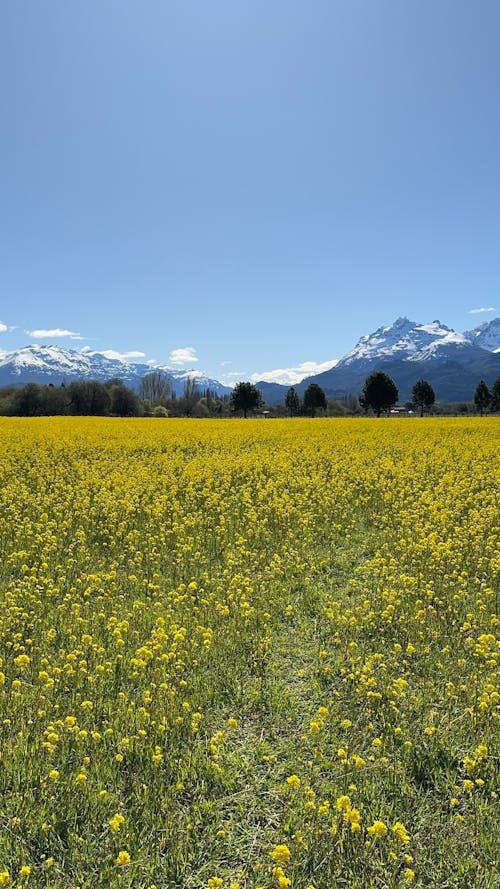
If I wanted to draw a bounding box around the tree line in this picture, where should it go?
[1,370,499,418]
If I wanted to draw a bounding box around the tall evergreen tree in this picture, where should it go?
[284,386,300,417]
[412,379,435,417]
[474,380,490,416]
[490,378,500,412]
[303,383,327,417]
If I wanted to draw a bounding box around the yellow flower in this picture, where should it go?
[270,844,291,864]
[227,717,238,728]
[108,813,125,833]
[207,880,223,889]
[286,775,301,788]
[0,872,9,886]
[48,769,60,781]
[336,795,352,813]
[116,850,131,866]
[404,868,415,882]
[367,820,388,838]
[14,654,30,669]
[392,821,410,844]
[19,866,31,878]
[75,772,87,785]
[346,808,361,831]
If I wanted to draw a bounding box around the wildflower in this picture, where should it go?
[116,850,131,866]
[272,867,291,887]
[227,717,238,728]
[392,822,410,844]
[0,872,9,886]
[75,772,87,785]
[404,869,415,881]
[48,769,60,781]
[270,844,291,864]
[207,879,223,889]
[14,654,30,669]
[286,775,301,788]
[19,866,31,878]
[336,795,352,813]
[108,813,125,833]
[367,820,388,838]
[346,808,361,831]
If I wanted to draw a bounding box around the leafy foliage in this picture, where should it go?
[303,383,327,417]
[230,381,263,418]
[412,379,436,416]
[360,371,399,416]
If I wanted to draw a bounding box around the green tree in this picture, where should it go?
[139,371,173,405]
[360,372,398,417]
[284,386,300,417]
[68,381,111,415]
[109,382,141,417]
[230,381,263,418]
[474,380,490,416]
[412,379,435,417]
[490,378,500,412]
[303,383,327,417]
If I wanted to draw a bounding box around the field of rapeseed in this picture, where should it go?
[0,417,498,889]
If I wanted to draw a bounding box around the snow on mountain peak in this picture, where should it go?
[463,317,500,352]
[336,317,474,367]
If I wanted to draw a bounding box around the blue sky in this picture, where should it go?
[1,0,499,384]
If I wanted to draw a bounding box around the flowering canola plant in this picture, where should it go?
[0,417,498,888]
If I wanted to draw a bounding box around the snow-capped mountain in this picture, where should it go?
[463,317,500,352]
[336,317,482,367]
[1,315,499,403]
[0,345,232,397]
[255,316,500,404]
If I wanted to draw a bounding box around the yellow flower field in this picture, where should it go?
[0,418,498,888]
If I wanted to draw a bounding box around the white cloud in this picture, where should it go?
[28,328,83,339]
[169,346,199,365]
[250,358,339,386]
[0,322,7,333]
[98,349,146,361]
[468,307,496,314]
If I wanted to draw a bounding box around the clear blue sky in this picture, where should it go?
[1,0,499,384]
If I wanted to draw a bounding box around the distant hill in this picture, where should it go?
[0,345,232,398]
[2,316,499,404]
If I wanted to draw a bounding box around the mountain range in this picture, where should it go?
[1,316,499,404]
[0,346,232,399]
